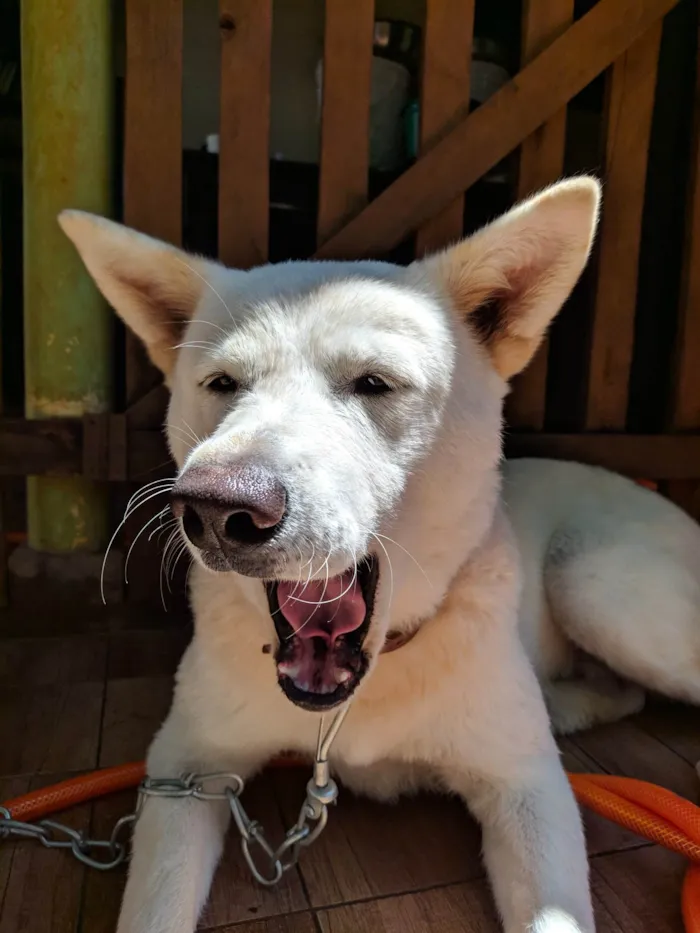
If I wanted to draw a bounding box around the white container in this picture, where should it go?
[315,55,410,173]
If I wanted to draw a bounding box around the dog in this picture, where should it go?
[59,176,698,933]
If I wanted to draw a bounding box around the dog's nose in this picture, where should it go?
[171,462,287,549]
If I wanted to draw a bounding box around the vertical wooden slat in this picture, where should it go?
[317,0,374,245]
[124,0,183,405]
[671,71,700,430]
[0,181,5,605]
[218,0,272,269]
[124,0,183,607]
[584,23,662,430]
[506,0,574,430]
[415,0,474,257]
[668,22,700,517]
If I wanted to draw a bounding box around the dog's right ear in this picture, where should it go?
[58,212,221,379]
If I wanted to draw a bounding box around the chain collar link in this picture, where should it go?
[0,805,136,871]
[0,704,350,886]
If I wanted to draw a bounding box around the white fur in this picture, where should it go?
[57,179,632,933]
[504,457,700,733]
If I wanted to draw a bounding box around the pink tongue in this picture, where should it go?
[277,572,366,641]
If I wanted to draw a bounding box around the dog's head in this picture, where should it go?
[60,178,599,711]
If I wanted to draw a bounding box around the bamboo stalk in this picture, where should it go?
[21,0,113,551]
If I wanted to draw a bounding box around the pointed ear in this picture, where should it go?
[413,177,601,380]
[58,211,221,379]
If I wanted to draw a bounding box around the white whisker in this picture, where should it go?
[301,545,316,589]
[159,527,181,609]
[287,553,359,638]
[165,535,184,582]
[172,255,236,325]
[169,541,190,585]
[171,341,219,352]
[125,506,170,584]
[125,478,175,513]
[182,419,204,447]
[184,556,195,589]
[287,567,358,608]
[186,318,229,337]
[149,516,176,543]
[373,532,432,588]
[100,478,175,605]
[371,534,395,621]
[168,424,201,448]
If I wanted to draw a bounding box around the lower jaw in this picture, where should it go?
[276,651,369,711]
[277,675,358,711]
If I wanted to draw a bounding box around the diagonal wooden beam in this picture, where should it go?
[316,0,680,260]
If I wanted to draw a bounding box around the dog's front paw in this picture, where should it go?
[528,908,590,933]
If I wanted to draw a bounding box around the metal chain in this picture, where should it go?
[0,705,350,886]
[0,805,136,871]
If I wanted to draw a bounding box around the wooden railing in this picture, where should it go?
[2,0,699,607]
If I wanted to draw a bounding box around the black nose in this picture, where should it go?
[170,462,287,550]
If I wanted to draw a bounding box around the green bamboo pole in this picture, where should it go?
[22,0,113,552]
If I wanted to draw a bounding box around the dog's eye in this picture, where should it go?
[353,375,392,396]
[205,374,239,394]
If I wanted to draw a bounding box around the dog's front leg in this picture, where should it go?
[116,709,258,933]
[116,785,229,933]
[462,757,594,933]
[443,648,594,932]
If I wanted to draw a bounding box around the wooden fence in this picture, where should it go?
[1,0,699,608]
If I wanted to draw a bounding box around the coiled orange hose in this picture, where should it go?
[3,761,699,930]
[568,772,700,933]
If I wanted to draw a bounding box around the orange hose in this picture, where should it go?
[569,772,700,933]
[684,864,700,933]
[3,762,699,929]
[3,762,146,822]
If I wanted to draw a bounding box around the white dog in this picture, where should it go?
[59,177,699,933]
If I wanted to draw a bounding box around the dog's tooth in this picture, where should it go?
[278,661,301,679]
[336,669,353,685]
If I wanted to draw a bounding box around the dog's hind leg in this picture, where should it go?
[542,662,646,735]
[545,529,700,709]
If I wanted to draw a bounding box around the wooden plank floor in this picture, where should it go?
[0,618,697,932]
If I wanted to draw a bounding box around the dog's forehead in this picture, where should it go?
[193,259,443,341]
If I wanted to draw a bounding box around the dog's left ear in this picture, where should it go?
[412,176,601,379]
[58,211,223,381]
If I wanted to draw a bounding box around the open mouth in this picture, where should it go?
[267,556,379,711]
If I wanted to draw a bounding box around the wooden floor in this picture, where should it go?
[0,612,698,933]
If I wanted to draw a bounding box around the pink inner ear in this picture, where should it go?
[469,292,509,345]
